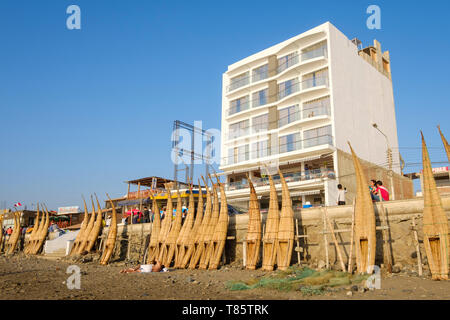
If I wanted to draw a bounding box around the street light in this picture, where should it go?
[372,123,395,200]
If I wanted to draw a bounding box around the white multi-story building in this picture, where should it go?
[219,22,411,209]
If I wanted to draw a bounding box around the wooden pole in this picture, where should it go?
[412,217,423,276]
[138,182,142,213]
[324,208,346,272]
[295,219,301,266]
[322,209,329,269]
[379,197,393,273]
[348,199,356,273]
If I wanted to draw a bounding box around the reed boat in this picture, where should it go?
[146,192,161,263]
[0,214,4,251]
[77,197,96,254]
[438,125,450,163]
[262,174,279,271]
[163,188,183,267]
[276,170,294,271]
[349,142,376,274]
[208,175,229,270]
[175,182,196,267]
[70,198,89,255]
[25,203,40,254]
[85,195,104,253]
[158,185,173,263]
[189,176,212,269]
[29,206,45,254]
[6,211,21,255]
[199,177,220,269]
[244,176,261,270]
[32,205,49,255]
[181,180,204,268]
[100,194,118,265]
[421,132,449,280]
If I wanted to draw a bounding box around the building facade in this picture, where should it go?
[219,22,413,209]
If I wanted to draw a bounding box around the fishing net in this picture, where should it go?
[226,266,370,295]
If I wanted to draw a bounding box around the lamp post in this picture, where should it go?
[372,123,395,200]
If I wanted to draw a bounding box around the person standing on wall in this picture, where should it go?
[337,184,347,205]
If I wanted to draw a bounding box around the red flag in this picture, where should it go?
[14,202,22,207]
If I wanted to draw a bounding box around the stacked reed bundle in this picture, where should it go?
[69,198,89,255]
[438,125,450,163]
[421,132,449,280]
[100,194,118,265]
[84,195,104,253]
[348,142,376,274]
[163,188,183,267]
[208,175,229,270]
[31,205,49,255]
[6,211,21,255]
[158,185,173,263]
[77,197,96,254]
[244,176,261,270]
[262,174,279,271]
[276,170,294,271]
[199,176,220,270]
[175,182,196,267]
[25,203,40,254]
[146,192,161,263]
[181,179,204,268]
[0,214,4,251]
[189,176,212,269]
[28,206,44,254]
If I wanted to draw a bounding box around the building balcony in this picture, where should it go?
[278,104,330,128]
[226,169,336,191]
[301,46,328,62]
[227,101,250,116]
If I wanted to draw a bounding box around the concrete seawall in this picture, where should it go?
[103,195,450,269]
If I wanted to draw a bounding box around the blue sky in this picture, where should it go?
[0,0,449,210]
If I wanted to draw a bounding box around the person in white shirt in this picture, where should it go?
[337,184,347,205]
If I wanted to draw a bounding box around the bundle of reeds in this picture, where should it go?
[146,191,161,263]
[24,203,40,254]
[208,175,229,270]
[69,198,89,256]
[100,194,118,265]
[28,206,45,254]
[189,176,212,269]
[421,132,449,280]
[84,195,104,253]
[348,142,376,274]
[77,197,96,254]
[6,211,21,255]
[163,188,183,267]
[244,176,261,270]
[175,182,196,267]
[438,125,450,163]
[181,179,204,268]
[31,205,49,255]
[0,214,4,252]
[262,173,279,271]
[199,176,220,269]
[276,170,294,271]
[158,185,173,263]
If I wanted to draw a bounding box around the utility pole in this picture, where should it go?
[372,123,396,200]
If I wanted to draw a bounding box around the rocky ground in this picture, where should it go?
[0,253,449,300]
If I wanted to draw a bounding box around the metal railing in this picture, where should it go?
[226,169,336,191]
[301,46,328,62]
[302,76,329,90]
[228,75,250,92]
[228,101,250,116]
[302,104,331,119]
[277,53,300,74]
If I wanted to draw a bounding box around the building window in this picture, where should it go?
[277,52,299,74]
[252,88,268,108]
[278,78,299,99]
[227,144,249,164]
[252,113,269,133]
[252,64,268,82]
[303,96,331,118]
[229,119,249,139]
[229,95,249,116]
[252,140,269,159]
[279,132,301,153]
[302,69,328,90]
[279,104,300,127]
[301,41,328,61]
[229,71,250,91]
[303,125,332,148]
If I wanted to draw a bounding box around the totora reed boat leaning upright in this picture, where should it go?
[146,191,161,264]
[348,142,376,274]
[244,175,261,270]
[100,194,118,265]
[421,132,449,280]
[262,173,279,271]
[276,170,294,271]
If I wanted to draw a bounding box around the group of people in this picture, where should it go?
[122,205,190,225]
[336,179,390,206]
